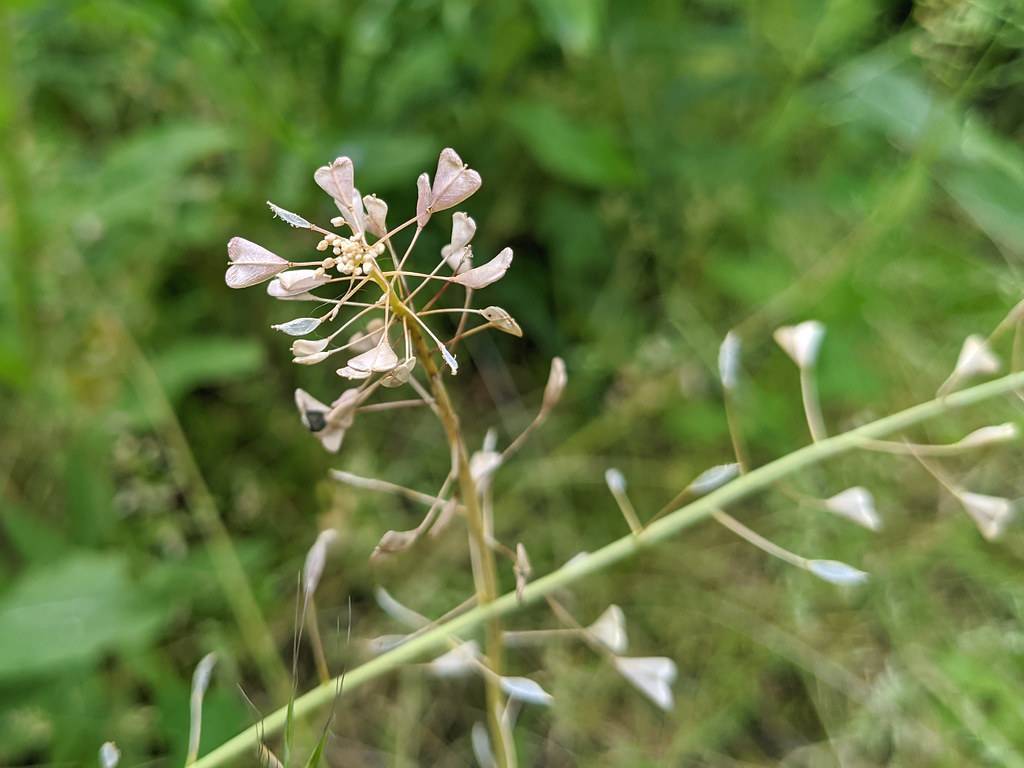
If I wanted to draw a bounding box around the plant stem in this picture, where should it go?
[190,371,1024,767]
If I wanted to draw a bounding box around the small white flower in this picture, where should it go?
[952,335,1001,381]
[774,320,826,369]
[587,605,628,654]
[806,559,869,586]
[225,237,288,289]
[613,656,677,711]
[428,641,480,677]
[957,491,1015,540]
[718,331,741,390]
[823,487,881,531]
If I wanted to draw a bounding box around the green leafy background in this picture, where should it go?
[3,0,1024,765]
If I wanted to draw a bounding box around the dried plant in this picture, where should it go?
[178,148,1024,767]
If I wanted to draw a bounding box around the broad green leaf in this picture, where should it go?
[506,101,635,188]
[0,555,172,680]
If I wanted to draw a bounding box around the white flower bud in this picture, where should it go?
[953,335,1001,380]
[499,676,553,706]
[99,742,121,768]
[806,559,869,586]
[587,605,628,653]
[718,331,741,390]
[823,487,881,531]
[957,491,1015,540]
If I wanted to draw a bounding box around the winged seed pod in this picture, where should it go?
[362,194,388,238]
[291,338,330,357]
[272,316,321,336]
[314,156,365,234]
[613,656,677,711]
[956,491,1015,540]
[718,331,741,390]
[294,388,358,453]
[276,269,331,294]
[338,336,400,379]
[481,306,522,336]
[416,148,483,227]
[451,248,514,289]
[774,320,826,369]
[587,605,628,653]
[443,212,476,274]
[99,742,121,768]
[302,529,338,598]
[823,487,881,531]
[186,653,217,764]
[225,237,288,289]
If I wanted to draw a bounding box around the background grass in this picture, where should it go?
[3,0,1024,765]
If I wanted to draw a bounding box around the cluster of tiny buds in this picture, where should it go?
[314,229,385,276]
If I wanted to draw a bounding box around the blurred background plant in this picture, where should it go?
[3,0,1024,765]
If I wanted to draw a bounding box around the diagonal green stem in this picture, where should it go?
[191,370,1024,767]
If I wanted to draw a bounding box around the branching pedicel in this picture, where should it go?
[210,148,1022,767]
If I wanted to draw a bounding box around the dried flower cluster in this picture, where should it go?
[226,148,520,454]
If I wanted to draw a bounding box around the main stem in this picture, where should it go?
[376,270,512,767]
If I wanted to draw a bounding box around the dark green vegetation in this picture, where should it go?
[3,1,1024,765]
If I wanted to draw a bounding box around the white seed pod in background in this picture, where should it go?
[952,335,1001,381]
[451,248,513,289]
[225,237,288,289]
[480,306,522,337]
[470,449,503,489]
[266,201,312,229]
[430,148,483,212]
[718,331,741,390]
[806,559,869,586]
[613,656,677,711]
[302,529,338,598]
[371,528,420,560]
[956,423,1019,448]
[187,653,217,763]
[499,676,553,706]
[687,463,740,495]
[587,605,628,654]
[541,357,568,416]
[272,316,322,336]
[99,742,121,768]
[773,320,826,369]
[823,487,881,531]
[363,194,388,238]
[374,586,428,629]
[292,350,331,366]
[514,542,532,603]
[428,641,481,677]
[957,491,1015,540]
[604,468,627,495]
[366,634,408,655]
[276,269,331,294]
[348,318,386,354]
[471,722,496,768]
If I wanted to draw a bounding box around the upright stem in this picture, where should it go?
[372,269,513,767]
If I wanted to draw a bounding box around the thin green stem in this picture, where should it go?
[191,371,1024,767]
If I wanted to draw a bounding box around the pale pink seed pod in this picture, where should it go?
[451,248,513,289]
[225,237,288,289]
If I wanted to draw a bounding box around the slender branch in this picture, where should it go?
[191,371,1024,767]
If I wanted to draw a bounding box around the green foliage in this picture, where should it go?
[3,0,1024,764]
